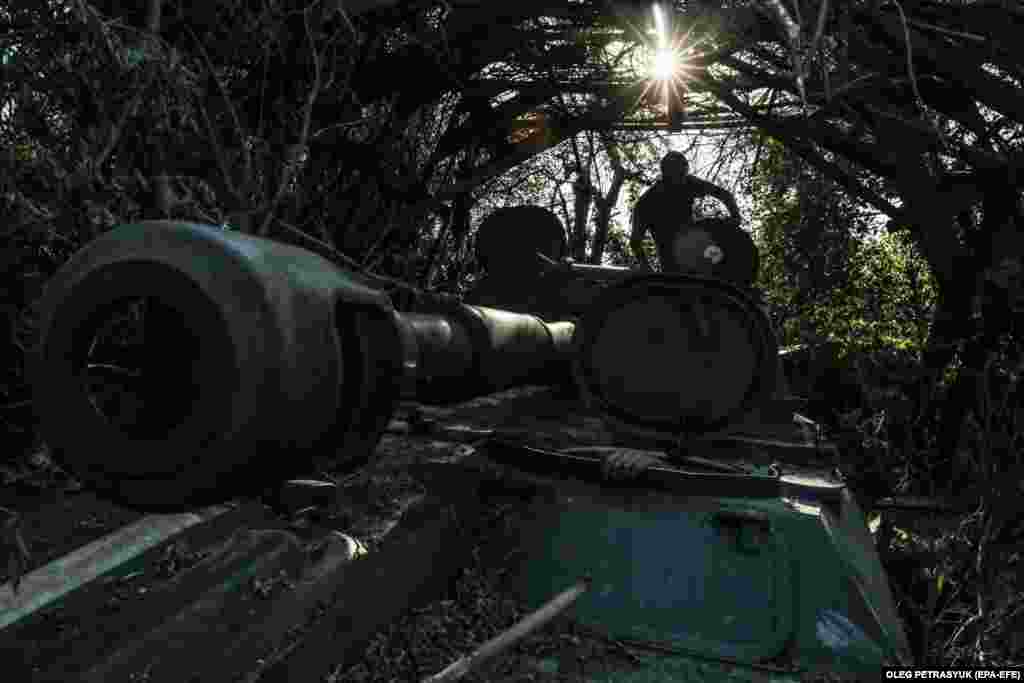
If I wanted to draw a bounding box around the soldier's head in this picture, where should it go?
[660,151,689,184]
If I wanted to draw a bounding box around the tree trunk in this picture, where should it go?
[141,0,175,218]
[421,207,452,289]
[571,175,592,261]
[917,173,1023,477]
[450,190,473,280]
[589,166,626,265]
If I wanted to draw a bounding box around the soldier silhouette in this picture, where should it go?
[630,151,756,286]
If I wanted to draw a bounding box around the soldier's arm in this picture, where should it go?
[629,201,654,271]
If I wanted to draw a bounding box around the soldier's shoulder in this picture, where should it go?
[687,175,717,189]
[636,181,666,204]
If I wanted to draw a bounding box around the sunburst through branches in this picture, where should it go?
[637,2,702,126]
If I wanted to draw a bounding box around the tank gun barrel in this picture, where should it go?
[29,221,776,511]
[28,222,575,511]
[399,305,575,403]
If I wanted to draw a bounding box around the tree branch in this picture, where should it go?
[420,577,591,683]
[863,8,1024,124]
[258,0,326,236]
[186,25,250,206]
[702,76,906,222]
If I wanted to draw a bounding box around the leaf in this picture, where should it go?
[14,143,35,162]
[119,46,147,69]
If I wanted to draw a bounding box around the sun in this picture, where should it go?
[646,3,684,81]
[631,2,701,120]
[650,48,679,81]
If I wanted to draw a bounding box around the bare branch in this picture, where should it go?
[145,0,162,35]
[93,67,158,175]
[186,25,251,203]
[258,0,326,236]
[702,76,906,222]
[276,219,361,270]
[421,577,591,683]
[811,0,829,54]
[890,0,926,120]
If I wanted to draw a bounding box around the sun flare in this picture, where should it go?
[631,1,704,121]
[650,49,678,81]
[647,3,683,81]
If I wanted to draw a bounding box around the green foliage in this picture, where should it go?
[749,135,937,357]
[602,224,640,267]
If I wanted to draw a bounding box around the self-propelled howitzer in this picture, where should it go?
[23,221,918,680]
[29,221,777,511]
